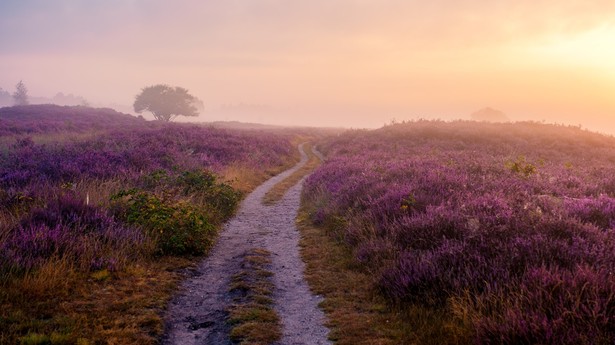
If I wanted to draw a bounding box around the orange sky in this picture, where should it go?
[1,1,614,132]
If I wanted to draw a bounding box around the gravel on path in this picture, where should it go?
[162,144,331,345]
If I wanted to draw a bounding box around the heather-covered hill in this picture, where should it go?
[0,105,300,343]
[304,120,615,344]
[0,104,144,135]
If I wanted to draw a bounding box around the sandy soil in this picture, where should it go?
[162,144,331,345]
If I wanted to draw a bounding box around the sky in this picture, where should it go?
[1,0,614,132]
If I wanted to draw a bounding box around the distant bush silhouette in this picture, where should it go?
[470,107,509,122]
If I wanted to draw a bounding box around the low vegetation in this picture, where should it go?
[302,120,615,344]
[0,105,297,344]
[298,210,421,345]
[227,248,281,345]
[0,104,145,137]
[110,170,241,256]
[8,104,610,343]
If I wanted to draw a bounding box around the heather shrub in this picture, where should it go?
[459,266,615,344]
[0,187,36,216]
[379,213,613,305]
[0,121,293,190]
[564,195,615,230]
[0,192,144,273]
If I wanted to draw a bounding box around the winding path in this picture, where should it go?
[162,144,331,345]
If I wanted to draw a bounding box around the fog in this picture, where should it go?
[1,1,614,133]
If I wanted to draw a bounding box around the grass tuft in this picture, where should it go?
[1,257,194,344]
[90,269,110,282]
[227,248,281,345]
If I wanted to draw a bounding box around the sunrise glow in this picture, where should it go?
[0,1,614,132]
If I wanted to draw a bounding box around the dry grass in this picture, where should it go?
[71,179,125,208]
[297,210,470,345]
[227,248,281,345]
[0,257,194,344]
[221,149,300,195]
[262,143,321,205]
[221,164,284,195]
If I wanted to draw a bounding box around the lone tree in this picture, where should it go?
[133,84,200,121]
[13,80,29,106]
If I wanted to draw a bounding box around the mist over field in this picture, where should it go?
[1,1,614,132]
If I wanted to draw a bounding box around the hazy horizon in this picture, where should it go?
[1,1,614,133]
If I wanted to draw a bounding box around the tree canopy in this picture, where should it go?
[13,80,29,106]
[133,84,200,121]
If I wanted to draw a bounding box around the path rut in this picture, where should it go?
[162,144,331,345]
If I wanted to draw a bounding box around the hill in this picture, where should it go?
[303,120,615,344]
[0,106,299,344]
[0,104,144,136]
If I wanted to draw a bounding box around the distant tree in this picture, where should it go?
[133,84,200,121]
[13,80,29,106]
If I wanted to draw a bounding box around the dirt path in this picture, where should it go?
[162,144,331,345]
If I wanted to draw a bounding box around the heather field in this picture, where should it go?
[0,105,297,343]
[0,105,145,135]
[4,106,615,344]
[303,121,615,344]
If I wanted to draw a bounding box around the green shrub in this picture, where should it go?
[201,181,242,222]
[506,156,537,177]
[111,169,241,256]
[19,333,50,345]
[176,170,241,219]
[111,189,215,256]
[140,169,171,189]
[139,169,241,223]
[177,170,216,194]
